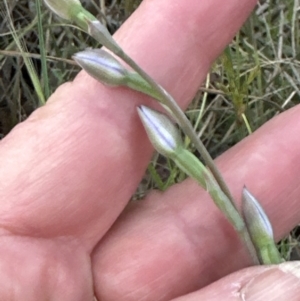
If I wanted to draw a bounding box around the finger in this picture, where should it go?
[172,262,300,301]
[0,0,256,250]
[93,105,300,301]
[0,236,93,300]
[112,0,256,107]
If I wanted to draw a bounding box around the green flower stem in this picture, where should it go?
[58,4,237,215]
[259,244,283,265]
[207,178,260,265]
[172,148,207,188]
[138,105,259,265]
[173,149,260,265]
[116,48,237,208]
[86,13,260,265]
[126,72,163,102]
[242,187,283,265]
[44,1,260,265]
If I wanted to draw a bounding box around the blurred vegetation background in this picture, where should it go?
[0,0,299,260]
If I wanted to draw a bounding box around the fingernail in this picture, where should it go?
[240,262,300,300]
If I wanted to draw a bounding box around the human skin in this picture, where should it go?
[0,0,299,300]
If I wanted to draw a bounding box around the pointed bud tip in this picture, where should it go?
[137,105,182,157]
[242,186,274,239]
[86,19,120,52]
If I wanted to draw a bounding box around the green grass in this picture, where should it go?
[0,0,299,261]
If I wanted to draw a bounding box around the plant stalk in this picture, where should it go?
[118,49,237,210]
[88,21,260,264]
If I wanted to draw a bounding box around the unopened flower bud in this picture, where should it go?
[242,186,282,264]
[137,105,182,157]
[73,49,129,86]
[44,0,82,20]
[86,20,121,53]
[242,186,273,240]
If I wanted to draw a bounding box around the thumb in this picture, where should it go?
[172,262,300,301]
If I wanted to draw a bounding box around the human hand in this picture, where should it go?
[1,0,300,300]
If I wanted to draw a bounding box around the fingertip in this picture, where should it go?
[239,262,300,301]
[173,262,300,301]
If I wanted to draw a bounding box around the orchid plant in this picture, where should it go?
[44,0,282,265]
